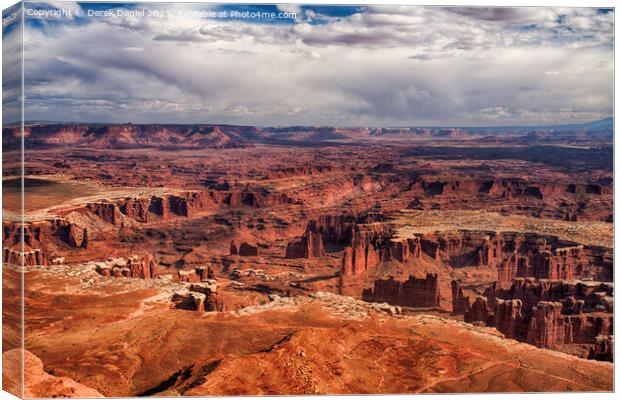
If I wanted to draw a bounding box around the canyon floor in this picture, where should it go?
[2,123,614,396]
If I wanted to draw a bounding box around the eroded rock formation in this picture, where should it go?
[285,230,325,259]
[451,280,470,314]
[177,266,215,283]
[465,296,493,324]
[412,231,611,286]
[2,349,104,398]
[406,176,612,221]
[94,254,157,280]
[342,242,379,276]
[362,274,441,308]
[172,279,221,312]
[238,242,258,257]
[2,221,54,266]
[86,202,121,225]
[455,277,614,358]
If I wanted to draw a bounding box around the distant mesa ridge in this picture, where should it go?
[2,117,612,150]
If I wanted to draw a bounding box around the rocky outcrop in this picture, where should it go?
[168,195,190,217]
[268,165,334,179]
[451,280,470,314]
[238,242,258,257]
[86,202,121,225]
[389,239,410,263]
[225,190,295,208]
[172,291,206,311]
[94,254,157,280]
[66,224,88,248]
[406,176,612,221]
[24,249,48,266]
[526,301,565,350]
[2,218,92,266]
[172,279,222,311]
[494,299,525,340]
[189,281,221,311]
[91,192,189,220]
[3,247,48,267]
[332,215,405,276]
[46,219,89,248]
[499,278,613,313]
[362,274,441,308]
[339,226,612,286]
[460,277,614,360]
[565,314,613,345]
[126,254,157,280]
[309,214,357,246]
[177,266,214,283]
[3,221,33,247]
[230,241,259,257]
[338,219,610,286]
[592,335,613,362]
[83,189,298,225]
[285,231,325,259]
[119,198,150,222]
[302,213,385,247]
[2,248,21,266]
[148,196,170,219]
[465,296,492,324]
[2,221,53,266]
[408,177,568,200]
[410,231,612,286]
[342,242,379,276]
[2,349,104,398]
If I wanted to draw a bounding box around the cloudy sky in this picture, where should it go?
[9,2,615,126]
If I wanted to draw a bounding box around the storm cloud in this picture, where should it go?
[19,3,614,126]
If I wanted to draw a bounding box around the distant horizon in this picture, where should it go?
[6,115,613,130]
[3,3,613,126]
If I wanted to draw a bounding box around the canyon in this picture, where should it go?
[2,120,614,396]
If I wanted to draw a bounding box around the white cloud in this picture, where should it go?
[277,4,302,15]
[21,5,613,126]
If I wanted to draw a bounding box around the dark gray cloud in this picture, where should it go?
[3,21,23,124]
[445,7,545,22]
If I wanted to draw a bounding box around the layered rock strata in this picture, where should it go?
[453,278,613,360]
[362,274,441,308]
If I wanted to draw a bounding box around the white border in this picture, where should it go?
[0,1,616,399]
